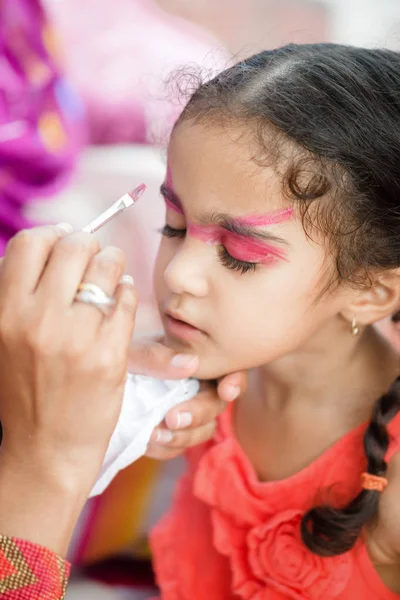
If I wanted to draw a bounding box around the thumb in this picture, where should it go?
[128,339,199,379]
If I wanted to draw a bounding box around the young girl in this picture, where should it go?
[149,43,400,599]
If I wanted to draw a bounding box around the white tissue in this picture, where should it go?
[90,375,200,496]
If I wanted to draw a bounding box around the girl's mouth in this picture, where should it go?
[164,313,206,343]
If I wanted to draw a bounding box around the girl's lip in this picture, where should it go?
[164,314,206,342]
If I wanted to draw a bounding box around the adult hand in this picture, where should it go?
[128,338,247,460]
[0,224,137,553]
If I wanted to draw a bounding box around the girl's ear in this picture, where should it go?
[341,269,400,325]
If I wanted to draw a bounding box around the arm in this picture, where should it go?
[0,458,74,599]
[0,455,88,557]
[0,225,138,598]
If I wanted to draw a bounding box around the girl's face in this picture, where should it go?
[154,122,352,378]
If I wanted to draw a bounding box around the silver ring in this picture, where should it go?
[74,282,115,315]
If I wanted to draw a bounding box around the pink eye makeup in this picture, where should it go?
[221,230,288,263]
[187,224,287,263]
[234,208,293,227]
[159,181,292,274]
[161,182,184,215]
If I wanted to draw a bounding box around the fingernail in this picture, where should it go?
[174,411,193,429]
[226,385,241,402]
[120,274,135,285]
[171,354,198,369]
[155,428,174,444]
[55,222,73,234]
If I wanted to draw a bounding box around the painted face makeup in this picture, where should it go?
[160,180,293,264]
[187,223,288,263]
[234,209,293,227]
[164,167,184,214]
[164,193,183,214]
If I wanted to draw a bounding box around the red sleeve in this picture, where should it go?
[0,535,70,599]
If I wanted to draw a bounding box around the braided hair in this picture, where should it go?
[301,377,400,555]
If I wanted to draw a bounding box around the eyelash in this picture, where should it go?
[160,224,186,239]
[159,224,258,275]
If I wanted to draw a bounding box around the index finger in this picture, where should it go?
[0,224,73,297]
[128,339,199,379]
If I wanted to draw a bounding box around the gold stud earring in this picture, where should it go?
[351,317,360,336]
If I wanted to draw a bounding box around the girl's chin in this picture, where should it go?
[190,358,233,381]
[160,332,234,380]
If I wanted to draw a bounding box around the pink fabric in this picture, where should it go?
[0,0,85,254]
[43,0,229,145]
[150,405,400,599]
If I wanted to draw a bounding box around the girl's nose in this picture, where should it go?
[163,242,209,298]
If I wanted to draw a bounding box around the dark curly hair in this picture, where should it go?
[175,43,400,556]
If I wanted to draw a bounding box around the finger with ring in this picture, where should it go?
[73,246,125,320]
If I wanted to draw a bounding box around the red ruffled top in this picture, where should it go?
[150,405,400,599]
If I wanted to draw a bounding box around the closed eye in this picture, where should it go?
[160,224,259,274]
[159,224,186,239]
[217,246,258,274]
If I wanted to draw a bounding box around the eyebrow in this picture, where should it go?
[203,214,290,247]
[160,183,291,247]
